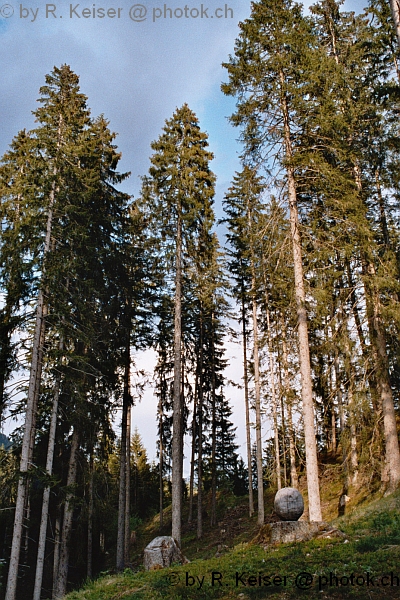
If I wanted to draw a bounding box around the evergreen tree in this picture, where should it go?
[140,104,215,546]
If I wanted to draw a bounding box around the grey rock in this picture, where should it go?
[269,521,314,544]
[143,536,187,571]
[257,521,345,547]
[274,487,304,521]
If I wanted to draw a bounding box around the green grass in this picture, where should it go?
[65,489,400,600]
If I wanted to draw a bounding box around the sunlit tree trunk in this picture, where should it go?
[280,71,322,521]
[389,0,400,51]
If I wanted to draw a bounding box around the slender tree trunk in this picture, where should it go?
[87,454,94,581]
[5,190,56,600]
[116,343,130,570]
[389,0,400,52]
[334,351,349,494]
[158,387,164,530]
[211,376,217,525]
[252,294,264,525]
[124,401,131,566]
[172,209,183,546]
[241,295,254,517]
[331,405,337,455]
[365,262,400,491]
[52,513,61,595]
[343,332,358,483]
[33,337,63,600]
[266,310,281,491]
[188,374,198,525]
[197,312,204,540]
[280,71,322,521]
[0,299,14,425]
[375,170,390,249]
[280,395,288,487]
[355,157,400,491]
[53,427,79,600]
[116,398,127,570]
[210,313,217,527]
[346,261,367,356]
[22,492,30,570]
[348,386,358,483]
[281,326,298,488]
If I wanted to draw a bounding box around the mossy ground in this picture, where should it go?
[65,461,400,600]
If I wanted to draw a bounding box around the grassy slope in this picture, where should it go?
[65,466,400,600]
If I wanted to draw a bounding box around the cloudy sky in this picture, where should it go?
[1,0,364,467]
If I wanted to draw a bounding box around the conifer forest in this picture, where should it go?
[1,1,400,598]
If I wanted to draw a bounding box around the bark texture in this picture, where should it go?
[281,73,322,522]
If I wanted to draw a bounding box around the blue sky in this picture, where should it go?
[0,0,365,464]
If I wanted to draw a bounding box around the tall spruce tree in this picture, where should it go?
[1,65,134,599]
[222,0,324,520]
[140,104,215,546]
[4,65,92,600]
[223,166,266,523]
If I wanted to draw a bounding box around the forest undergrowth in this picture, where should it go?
[64,463,400,600]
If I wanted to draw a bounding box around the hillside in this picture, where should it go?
[64,466,400,600]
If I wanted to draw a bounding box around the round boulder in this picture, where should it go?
[274,487,304,521]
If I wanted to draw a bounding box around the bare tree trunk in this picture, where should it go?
[346,261,367,356]
[210,313,217,526]
[52,513,61,597]
[87,454,94,581]
[211,372,217,525]
[172,209,183,546]
[0,298,15,426]
[124,401,131,566]
[281,327,298,488]
[280,395,288,487]
[53,427,79,600]
[348,386,358,483]
[197,313,204,540]
[280,71,322,521]
[241,296,254,517]
[389,0,400,52]
[116,394,128,569]
[343,333,358,483]
[22,492,30,570]
[5,186,56,600]
[252,294,264,525]
[33,337,63,600]
[365,266,400,491]
[188,375,197,525]
[375,170,390,249]
[117,335,131,570]
[334,351,349,494]
[331,407,337,455]
[266,310,281,490]
[158,390,164,530]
